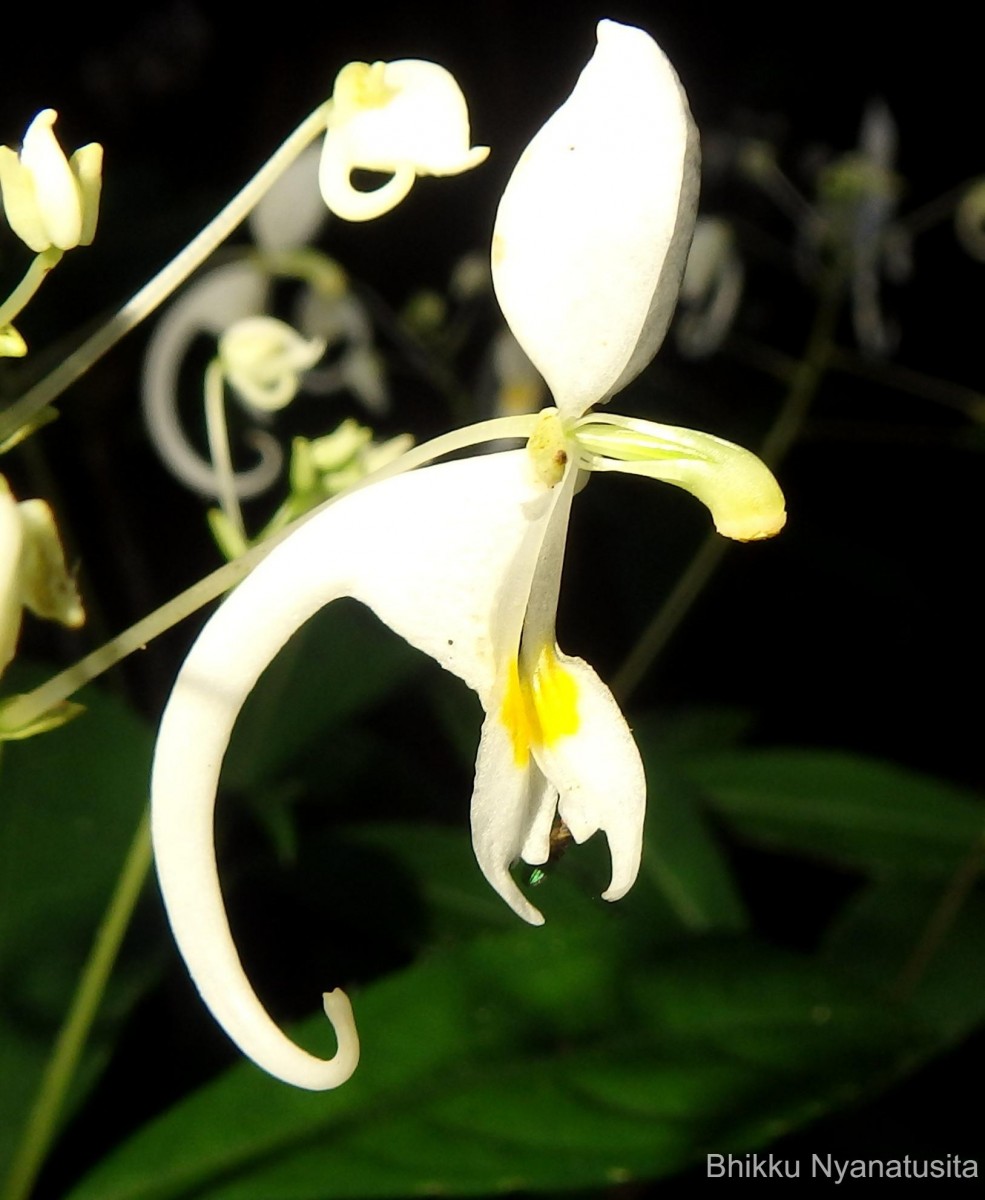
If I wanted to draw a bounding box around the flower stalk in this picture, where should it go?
[1,810,152,1200]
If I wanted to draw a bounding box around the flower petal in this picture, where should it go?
[69,141,103,247]
[492,20,699,419]
[532,652,645,903]
[319,60,488,222]
[17,499,84,627]
[317,138,416,222]
[469,712,555,925]
[0,145,48,254]
[152,450,551,1087]
[0,480,25,677]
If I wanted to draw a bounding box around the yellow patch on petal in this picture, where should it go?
[500,644,579,766]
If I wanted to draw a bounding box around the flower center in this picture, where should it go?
[500,644,580,766]
[333,62,399,115]
[526,408,569,487]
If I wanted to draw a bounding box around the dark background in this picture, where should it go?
[1,1,981,1192]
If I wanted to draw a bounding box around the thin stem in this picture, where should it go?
[891,831,985,1003]
[0,413,540,730]
[1,809,152,1200]
[830,346,985,423]
[611,532,724,701]
[0,102,332,447]
[0,542,271,732]
[0,249,63,331]
[898,176,980,238]
[203,360,247,552]
[613,282,842,702]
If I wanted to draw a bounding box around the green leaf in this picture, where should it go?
[631,705,756,756]
[67,934,926,1200]
[222,599,422,794]
[343,823,520,941]
[681,749,985,876]
[636,757,748,933]
[0,666,158,1177]
[824,875,985,1042]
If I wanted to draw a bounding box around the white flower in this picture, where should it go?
[675,216,744,358]
[151,21,785,1091]
[0,109,102,253]
[319,59,489,221]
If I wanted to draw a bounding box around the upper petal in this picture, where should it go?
[491,20,699,420]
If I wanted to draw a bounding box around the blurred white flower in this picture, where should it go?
[675,216,744,358]
[218,317,325,413]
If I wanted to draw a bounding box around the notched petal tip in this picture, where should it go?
[503,876,546,926]
[600,848,639,904]
[530,652,645,908]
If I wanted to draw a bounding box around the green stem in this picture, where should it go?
[0,249,63,332]
[829,346,985,423]
[1,809,152,1200]
[612,282,842,702]
[0,102,332,447]
[0,542,268,732]
[203,359,247,552]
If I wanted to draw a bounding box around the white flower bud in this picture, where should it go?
[0,110,102,253]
